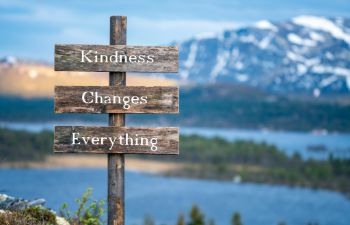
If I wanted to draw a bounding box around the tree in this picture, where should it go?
[176,213,185,225]
[231,212,243,225]
[188,205,205,225]
[143,214,155,225]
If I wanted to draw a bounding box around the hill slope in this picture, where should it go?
[175,15,350,95]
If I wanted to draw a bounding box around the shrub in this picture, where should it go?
[0,207,57,225]
[24,206,57,224]
[59,188,105,225]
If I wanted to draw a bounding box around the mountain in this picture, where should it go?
[0,59,177,98]
[175,15,350,96]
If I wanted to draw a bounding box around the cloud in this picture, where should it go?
[130,17,242,30]
[0,2,84,25]
[1,0,349,64]
[57,27,106,44]
[127,17,244,44]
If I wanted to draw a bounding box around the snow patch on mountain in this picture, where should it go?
[297,64,307,75]
[236,74,249,82]
[288,33,317,47]
[320,75,338,87]
[309,32,325,42]
[286,51,303,62]
[254,20,278,32]
[180,41,198,80]
[174,15,350,94]
[211,50,230,79]
[312,66,350,88]
[195,32,217,40]
[292,15,350,44]
[259,33,275,49]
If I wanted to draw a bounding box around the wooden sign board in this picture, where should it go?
[55,45,178,72]
[55,86,179,114]
[54,126,179,154]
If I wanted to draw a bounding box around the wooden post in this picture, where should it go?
[54,15,179,225]
[108,16,126,225]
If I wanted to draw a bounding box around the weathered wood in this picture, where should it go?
[53,15,181,225]
[108,16,126,225]
[55,44,178,73]
[54,126,179,154]
[54,86,179,114]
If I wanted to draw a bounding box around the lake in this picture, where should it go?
[0,169,349,225]
[1,121,350,159]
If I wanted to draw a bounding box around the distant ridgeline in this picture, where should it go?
[1,84,350,132]
[174,16,350,96]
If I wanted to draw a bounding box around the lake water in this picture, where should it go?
[1,121,350,159]
[0,169,349,225]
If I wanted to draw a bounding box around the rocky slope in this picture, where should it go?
[175,15,350,96]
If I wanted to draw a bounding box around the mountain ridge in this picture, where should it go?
[174,15,350,96]
[2,15,350,97]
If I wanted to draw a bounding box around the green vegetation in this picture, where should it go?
[59,188,105,225]
[1,84,350,132]
[232,212,243,225]
[24,206,57,224]
[170,205,318,225]
[140,135,350,195]
[0,189,104,225]
[0,128,349,195]
[0,206,57,225]
[56,190,319,225]
[56,189,317,225]
[138,204,319,225]
[1,188,322,225]
[190,85,350,132]
[133,84,350,132]
[0,128,52,162]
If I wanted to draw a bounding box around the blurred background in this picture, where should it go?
[1,0,350,225]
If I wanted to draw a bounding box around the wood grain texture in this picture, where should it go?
[108,16,126,225]
[54,86,179,114]
[55,44,178,73]
[54,126,179,154]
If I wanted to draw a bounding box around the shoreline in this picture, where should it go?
[3,122,350,135]
[1,155,349,198]
[0,155,184,174]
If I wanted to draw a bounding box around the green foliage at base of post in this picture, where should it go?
[59,188,105,225]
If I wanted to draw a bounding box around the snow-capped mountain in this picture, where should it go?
[175,15,350,95]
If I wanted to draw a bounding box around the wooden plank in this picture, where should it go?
[55,44,178,73]
[54,126,179,154]
[54,86,179,114]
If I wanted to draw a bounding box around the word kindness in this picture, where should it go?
[81,50,155,64]
[82,92,147,109]
[72,132,158,151]
[55,45,178,72]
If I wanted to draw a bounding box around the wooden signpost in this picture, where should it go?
[54,126,179,154]
[55,45,178,72]
[53,16,179,225]
[55,86,178,113]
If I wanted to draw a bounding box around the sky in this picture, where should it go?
[0,0,349,62]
